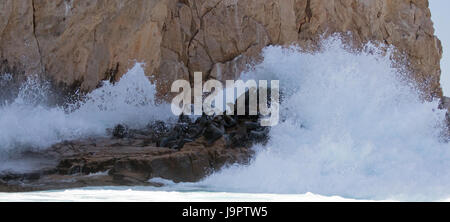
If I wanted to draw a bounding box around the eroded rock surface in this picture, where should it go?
[0,0,443,99]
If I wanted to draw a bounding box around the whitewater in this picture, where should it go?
[1,37,450,201]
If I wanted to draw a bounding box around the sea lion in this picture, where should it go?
[112,124,129,138]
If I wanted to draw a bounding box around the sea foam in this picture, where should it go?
[196,37,450,201]
[0,64,171,156]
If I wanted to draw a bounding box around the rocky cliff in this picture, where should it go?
[0,0,443,99]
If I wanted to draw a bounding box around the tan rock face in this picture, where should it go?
[0,0,443,99]
[0,134,254,192]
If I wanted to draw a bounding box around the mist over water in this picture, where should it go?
[0,64,172,156]
[1,37,450,201]
[196,38,450,201]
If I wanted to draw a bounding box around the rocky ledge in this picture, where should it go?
[0,109,269,192]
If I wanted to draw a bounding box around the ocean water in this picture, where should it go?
[1,37,450,201]
[0,189,375,202]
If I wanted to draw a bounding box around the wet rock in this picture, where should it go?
[0,137,254,192]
